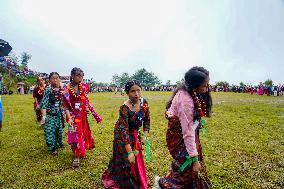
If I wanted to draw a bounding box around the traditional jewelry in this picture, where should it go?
[38,86,45,95]
[69,83,82,98]
[53,86,63,100]
[192,92,207,117]
[130,97,143,124]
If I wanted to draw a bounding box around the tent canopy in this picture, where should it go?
[0,39,13,57]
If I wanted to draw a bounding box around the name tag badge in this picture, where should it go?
[75,103,80,109]
[54,102,59,107]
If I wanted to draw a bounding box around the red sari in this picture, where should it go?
[63,83,102,158]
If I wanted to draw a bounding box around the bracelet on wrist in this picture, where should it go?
[128,150,139,155]
[192,156,198,162]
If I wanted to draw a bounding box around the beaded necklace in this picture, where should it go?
[192,92,207,117]
[53,86,63,100]
[130,97,143,124]
[38,86,45,95]
[192,92,208,133]
[69,83,82,99]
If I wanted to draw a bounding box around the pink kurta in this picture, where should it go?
[167,90,198,157]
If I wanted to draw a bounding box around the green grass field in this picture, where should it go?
[0,92,283,189]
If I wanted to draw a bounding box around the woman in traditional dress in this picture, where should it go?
[258,83,264,95]
[102,80,150,189]
[40,72,65,156]
[63,67,102,168]
[33,76,46,125]
[154,66,212,189]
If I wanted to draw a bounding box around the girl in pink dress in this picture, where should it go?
[155,67,212,189]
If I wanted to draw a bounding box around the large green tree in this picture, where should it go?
[111,68,161,87]
[111,72,130,87]
[111,74,120,87]
[131,68,161,87]
[215,81,229,86]
[264,79,273,86]
[119,72,130,87]
[20,52,32,68]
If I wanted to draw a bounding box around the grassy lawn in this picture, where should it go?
[0,92,283,188]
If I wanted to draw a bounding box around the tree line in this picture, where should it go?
[110,68,161,87]
[215,79,274,87]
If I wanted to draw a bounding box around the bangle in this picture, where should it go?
[43,115,46,119]
[179,156,199,171]
[128,150,139,155]
[192,156,198,162]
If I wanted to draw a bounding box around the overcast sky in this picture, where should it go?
[1,0,284,85]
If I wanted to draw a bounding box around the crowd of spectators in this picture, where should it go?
[211,84,284,96]
[1,56,283,97]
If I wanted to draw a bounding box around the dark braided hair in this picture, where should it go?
[49,72,60,79]
[70,67,84,81]
[166,66,212,118]
[125,80,142,94]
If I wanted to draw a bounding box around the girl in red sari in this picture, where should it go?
[63,67,102,168]
[33,76,46,125]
